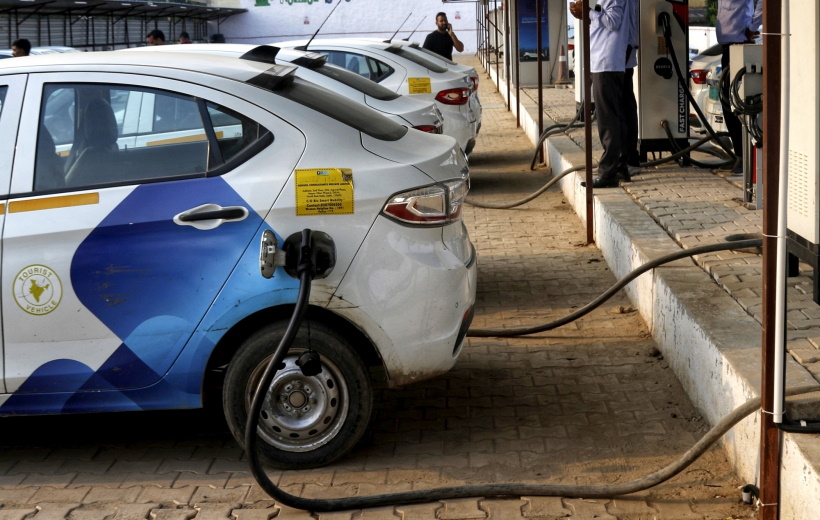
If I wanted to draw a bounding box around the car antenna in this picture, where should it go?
[304,0,344,50]
[403,16,426,42]
[384,12,413,43]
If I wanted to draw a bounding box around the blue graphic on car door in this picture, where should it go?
[3,176,264,402]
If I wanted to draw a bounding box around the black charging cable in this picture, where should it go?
[468,236,762,337]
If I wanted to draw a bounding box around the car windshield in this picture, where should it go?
[311,62,400,101]
[384,46,448,73]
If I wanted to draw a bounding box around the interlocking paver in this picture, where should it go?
[149,509,196,520]
[137,486,196,505]
[68,507,117,520]
[0,509,38,520]
[29,503,81,520]
[228,507,276,520]
[109,503,159,520]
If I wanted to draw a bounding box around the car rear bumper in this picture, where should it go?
[437,104,477,155]
[329,217,477,386]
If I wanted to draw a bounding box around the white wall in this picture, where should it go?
[212,0,483,54]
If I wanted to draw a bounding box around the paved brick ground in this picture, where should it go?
[0,58,760,520]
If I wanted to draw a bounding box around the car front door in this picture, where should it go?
[0,75,27,397]
[0,72,298,413]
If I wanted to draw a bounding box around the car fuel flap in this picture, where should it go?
[360,130,466,184]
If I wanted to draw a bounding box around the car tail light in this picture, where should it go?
[435,88,470,105]
[470,75,479,90]
[382,179,469,225]
[568,44,574,52]
[413,124,442,134]
[690,69,708,84]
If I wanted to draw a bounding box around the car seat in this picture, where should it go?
[64,97,119,187]
[34,129,65,191]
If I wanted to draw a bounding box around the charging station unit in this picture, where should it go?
[728,43,763,208]
[635,0,689,159]
[574,0,688,145]
[786,0,820,303]
[573,14,586,108]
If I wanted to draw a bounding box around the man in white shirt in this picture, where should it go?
[570,0,631,188]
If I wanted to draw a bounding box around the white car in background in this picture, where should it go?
[689,43,726,135]
[373,38,482,134]
[0,50,476,469]
[123,43,446,135]
[276,37,480,155]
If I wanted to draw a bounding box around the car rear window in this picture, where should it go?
[312,62,400,101]
[384,46,448,73]
[408,43,457,66]
[250,72,407,141]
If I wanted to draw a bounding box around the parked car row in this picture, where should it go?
[688,43,727,136]
[0,40,479,469]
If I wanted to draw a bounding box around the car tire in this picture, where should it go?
[223,320,373,469]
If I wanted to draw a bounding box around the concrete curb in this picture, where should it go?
[485,62,820,519]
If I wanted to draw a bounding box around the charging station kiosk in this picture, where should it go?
[786,0,820,303]
[574,0,688,151]
[635,0,689,159]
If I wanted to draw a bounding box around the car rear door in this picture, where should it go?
[0,75,27,396]
[0,71,299,411]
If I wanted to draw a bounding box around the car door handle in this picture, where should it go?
[174,204,249,231]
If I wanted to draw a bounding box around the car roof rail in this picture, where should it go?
[290,51,328,69]
[246,64,298,91]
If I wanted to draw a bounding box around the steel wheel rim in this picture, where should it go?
[246,349,350,453]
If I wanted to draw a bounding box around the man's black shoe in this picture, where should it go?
[592,176,619,188]
[618,170,631,182]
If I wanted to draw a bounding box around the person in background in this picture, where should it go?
[570,0,631,188]
[621,0,640,181]
[12,38,31,57]
[179,31,192,44]
[146,29,166,46]
[716,0,762,174]
[422,12,464,60]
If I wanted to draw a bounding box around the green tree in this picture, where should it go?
[706,0,718,26]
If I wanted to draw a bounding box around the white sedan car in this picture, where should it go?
[276,38,480,155]
[374,38,482,135]
[0,51,476,469]
[689,43,726,136]
[123,44,446,135]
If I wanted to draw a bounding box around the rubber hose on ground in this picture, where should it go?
[467,237,761,337]
[661,120,734,170]
[250,382,818,512]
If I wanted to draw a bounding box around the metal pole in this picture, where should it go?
[513,0,520,127]
[536,0,544,162]
[582,0,593,244]
[495,1,502,96]
[760,0,782,518]
[505,2,511,111]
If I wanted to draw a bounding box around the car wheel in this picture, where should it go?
[223,320,373,469]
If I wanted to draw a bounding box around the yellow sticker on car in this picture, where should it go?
[295,168,354,216]
[408,77,433,94]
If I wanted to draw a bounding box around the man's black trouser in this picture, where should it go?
[622,67,639,167]
[592,71,626,179]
